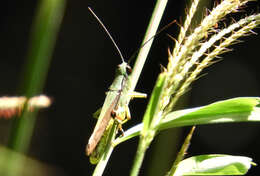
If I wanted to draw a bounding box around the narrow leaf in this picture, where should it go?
[142,72,167,133]
[114,97,260,145]
[159,97,260,130]
[173,154,253,175]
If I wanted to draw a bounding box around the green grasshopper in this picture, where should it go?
[86,7,146,157]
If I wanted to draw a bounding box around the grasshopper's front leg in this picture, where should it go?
[112,91,146,122]
[129,91,147,100]
[112,91,146,135]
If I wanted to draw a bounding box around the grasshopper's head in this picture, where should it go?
[116,62,131,77]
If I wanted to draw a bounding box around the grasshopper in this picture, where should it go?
[86,7,146,157]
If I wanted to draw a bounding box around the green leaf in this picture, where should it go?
[173,154,253,175]
[0,146,56,175]
[142,72,167,133]
[114,97,260,145]
[159,97,260,130]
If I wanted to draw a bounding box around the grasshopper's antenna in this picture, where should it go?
[88,7,125,63]
[127,19,177,65]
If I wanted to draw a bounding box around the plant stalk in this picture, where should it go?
[128,1,169,174]
[129,0,168,92]
[130,136,151,176]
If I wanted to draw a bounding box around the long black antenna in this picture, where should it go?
[127,19,176,65]
[88,7,125,63]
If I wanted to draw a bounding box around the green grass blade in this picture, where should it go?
[142,72,167,133]
[115,97,260,145]
[9,0,66,153]
[0,145,59,176]
[173,154,253,175]
[159,97,260,130]
[6,0,66,175]
[20,0,66,95]
[130,73,167,176]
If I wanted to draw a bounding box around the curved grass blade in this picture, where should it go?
[159,97,260,130]
[114,97,260,146]
[173,154,253,175]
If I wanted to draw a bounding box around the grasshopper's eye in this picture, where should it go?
[126,65,132,74]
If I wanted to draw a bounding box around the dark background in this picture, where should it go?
[0,0,260,175]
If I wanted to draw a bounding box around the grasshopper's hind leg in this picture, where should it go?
[112,105,131,123]
[112,105,131,136]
